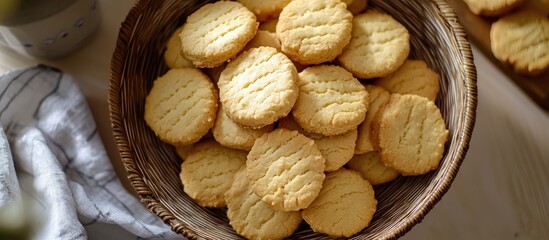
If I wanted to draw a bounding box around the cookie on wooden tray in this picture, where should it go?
[163,26,193,69]
[375,59,440,101]
[490,11,549,77]
[463,0,524,16]
[180,140,247,208]
[302,169,377,237]
[276,0,353,65]
[213,105,274,151]
[355,85,390,154]
[243,30,281,52]
[144,68,217,146]
[180,1,258,68]
[338,10,410,79]
[238,0,292,22]
[225,168,302,240]
[247,129,325,211]
[292,65,368,136]
[218,46,298,128]
[373,94,449,175]
[278,117,357,172]
[347,0,368,15]
[347,151,400,185]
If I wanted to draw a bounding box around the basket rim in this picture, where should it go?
[107,0,478,239]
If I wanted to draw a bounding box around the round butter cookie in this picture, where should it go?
[180,140,247,208]
[213,105,274,151]
[355,85,390,154]
[375,59,440,101]
[279,117,357,172]
[180,1,258,68]
[490,11,549,76]
[144,68,217,146]
[218,46,298,128]
[302,169,377,237]
[276,0,353,65]
[373,94,449,175]
[463,0,524,16]
[247,129,325,211]
[347,0,368,15]
[292,65,368,136]
[338,10,410,79]
[347,151,399,185]
[225,168,302,240]
[238,0,292,22]
[164,26,193,69]
[243,30,281,52]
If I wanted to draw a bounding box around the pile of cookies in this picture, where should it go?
[462,0,549,76]
[144,0,449,238]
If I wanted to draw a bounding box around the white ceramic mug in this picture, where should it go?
[0,0,101,58]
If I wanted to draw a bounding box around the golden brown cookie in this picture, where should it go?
[238,0,292,22]
[278,117,357,172]
[247,128,325,211]
[338,10,410,79]
[347,0,368,15]
[292,65,368,136]
[373,94,449,175]
[180,1,258,68]
[347,151,399,185]
[213,104,274,151]
[463,0,524,16]
[301,169,377,237]
[218,46,298,128]
[164,26,193,69]
[375,60,440,101]
[243,30,281,51]
[180,140,247,208]
[225,168,302,240]
[144,68,217,146]
[276,0,353,65]
[490,11,549,76]
[259,18,278,32]
[355,85,390,154]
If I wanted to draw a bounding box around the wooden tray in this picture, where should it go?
[446,0,549,109]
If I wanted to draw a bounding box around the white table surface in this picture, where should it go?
[1,0,548,239]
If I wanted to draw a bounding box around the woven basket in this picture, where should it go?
[108,0,477,239]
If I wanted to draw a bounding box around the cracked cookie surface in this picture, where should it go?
[180,140,247,208]
[276,0,353,65]
[225,168,302,240]
[144,68,217,146]
[373,94,449,175]
[278,116,357,172]
[218,46,298,128]
[292,65,368,136]
[338,10,409,79]
[375,59,440,101]
[301,168,377,237]
[180,1,258,68]
[246,128,325,211]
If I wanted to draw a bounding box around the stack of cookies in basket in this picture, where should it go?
[462,0,549,76]
[143,0,449,239]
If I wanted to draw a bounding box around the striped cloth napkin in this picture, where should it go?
[0,65,179,239]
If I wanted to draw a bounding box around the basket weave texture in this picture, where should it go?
[108,0,478,239]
